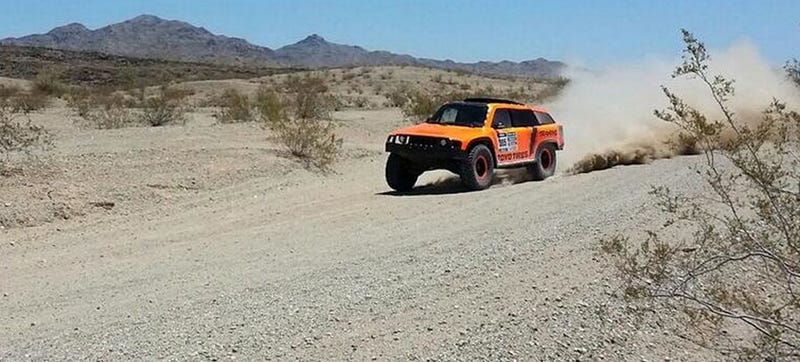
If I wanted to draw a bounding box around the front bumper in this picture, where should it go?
[385,135,466,160]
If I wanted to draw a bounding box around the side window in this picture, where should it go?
[492,109,512,128]
[534,111,556,124]
[510,109,537,127]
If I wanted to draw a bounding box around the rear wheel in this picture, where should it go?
[528,144,557,181]
[386,153,420,192]
[460,144,494,190]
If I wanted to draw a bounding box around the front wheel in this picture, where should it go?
[386,153,419,192]
[460,144,494,190]
[528,144,557,181]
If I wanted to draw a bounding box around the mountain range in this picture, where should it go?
[1,14,565,78]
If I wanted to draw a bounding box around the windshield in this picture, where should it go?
[426,103,488,127]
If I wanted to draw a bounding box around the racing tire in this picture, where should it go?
[386,153,419,192]
[460,144,495,191]
[529,144,557,181]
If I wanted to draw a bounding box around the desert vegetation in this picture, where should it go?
[215,88,255,123]
[259,75,342,169]
[600,30,800,359]
[65,84,192,128]
[139,86,191,126]
[0,85,52,174]
[0,45,294,88]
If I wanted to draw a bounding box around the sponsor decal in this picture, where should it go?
[498,151,529,162]
[498,132,518,152]
[538,129,559,137]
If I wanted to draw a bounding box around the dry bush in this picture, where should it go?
[0,100,52,173]
[140,86,191,127]
[12,91,49,112]
[0,84,21,100]
[215,88,254,123]
[1,83,48,112]
[65,86,94,118]
[384,86,411,108]
[601,30,800,360]
[254,85,285,124]
[32,69,66,97]
[80,94,137,129]
[258,75,342,170]
[788,59,800,88]
[402,90,441,122]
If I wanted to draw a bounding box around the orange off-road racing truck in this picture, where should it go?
[385,98,564,191]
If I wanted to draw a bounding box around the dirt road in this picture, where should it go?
[1,108,713,361]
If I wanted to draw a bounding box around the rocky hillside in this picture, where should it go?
[1,15,274,64]
[2,15,566,78]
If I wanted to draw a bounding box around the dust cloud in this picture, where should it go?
[545,41,799,174]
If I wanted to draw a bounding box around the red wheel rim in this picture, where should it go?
[540,149,553,170]
[475,155,489,181]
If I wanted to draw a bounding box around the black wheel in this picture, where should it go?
[528,144,557,181]
[386,153,419,192]
[459,144,494,190]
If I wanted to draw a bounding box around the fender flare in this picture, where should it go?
[532,141,559,161]
[465,137,497,164]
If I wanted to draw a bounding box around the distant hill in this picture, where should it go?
[1,15,566,78]
[1,15,275,64]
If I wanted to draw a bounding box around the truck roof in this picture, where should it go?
[454,98,550,113]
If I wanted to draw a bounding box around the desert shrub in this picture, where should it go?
[215,88,254,123]
[139,86,190,127]
[65,87,94,118]
[81,94,137,129]
[0,84,21,101]
[0,100,52,172]
[12,91,49,112]
[402,91,440,121]
[254,85,286,125]
[601,30,800,360]
[260,75,342,169]
[352,96,369,109]
[32,69,66,97]
[384,86,411,108]
[342,72,356,81]
[788,59,800,87]
[282,75,334,120]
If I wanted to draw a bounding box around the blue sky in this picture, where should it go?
[1,0,797,66]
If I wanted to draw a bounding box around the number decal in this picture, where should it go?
[498,132,518,152]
